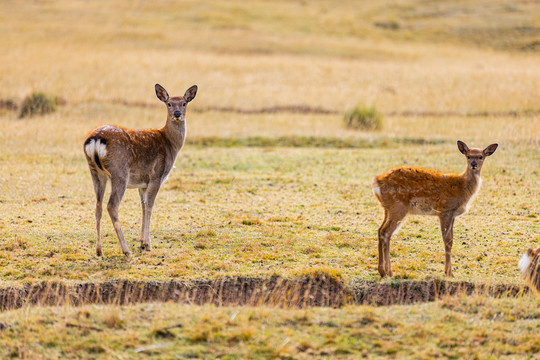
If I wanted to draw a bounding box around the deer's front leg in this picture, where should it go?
[439,212,455,277]
[138,187,147,249]
[140,181,161,251]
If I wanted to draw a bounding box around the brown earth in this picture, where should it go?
[0,277,528,311]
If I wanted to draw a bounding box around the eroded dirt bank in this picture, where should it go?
[0,277,527,311]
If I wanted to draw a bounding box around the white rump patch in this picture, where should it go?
[84,139,96,158]
[96,140,107,158]
[518,252,531,276]
[85,138,107,160]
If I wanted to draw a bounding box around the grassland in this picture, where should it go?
[1,295,539,359]
[0,0,539,357]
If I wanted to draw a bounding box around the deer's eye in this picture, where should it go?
[168,103,172,107]
[479,156,483,159]
[467,156,470,159]
[183,103,186,107]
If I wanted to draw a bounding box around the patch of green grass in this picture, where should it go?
[344,105,383,131]
[188,135,446,148]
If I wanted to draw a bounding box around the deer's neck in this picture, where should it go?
[160,118,186,154]
[462,167,482,197]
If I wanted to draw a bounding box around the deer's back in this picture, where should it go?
[85,125,174,187]
[373,166,469,215]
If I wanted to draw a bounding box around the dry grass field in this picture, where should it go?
[1,295,539,358]
[1,0,539,357]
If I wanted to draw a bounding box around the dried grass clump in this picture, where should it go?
[0,99,17,113]
[344,105,383,131]
[19,92,59,118]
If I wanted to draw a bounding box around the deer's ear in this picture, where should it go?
[483,143,498,157]
[184,85,198,103]
[155,84,169,102]
[457,140,469,155]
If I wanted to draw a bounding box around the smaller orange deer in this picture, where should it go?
[372,141,498,277]
[84,84,197,257]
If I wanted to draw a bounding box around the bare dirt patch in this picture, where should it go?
[109,99,540,118]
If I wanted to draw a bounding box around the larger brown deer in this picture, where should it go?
[372,141,498,277]
[84,84,197,257]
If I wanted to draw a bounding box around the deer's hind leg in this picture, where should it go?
[378,207,407,277]
[107,174,131,257]
[90,168,107,257]
[377,209,389,277]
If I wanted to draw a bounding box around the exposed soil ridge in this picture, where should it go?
[0,277,527,311]
[107,100,540,118]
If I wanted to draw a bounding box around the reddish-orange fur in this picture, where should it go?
[373,141,498,277]
[373,166,478,217]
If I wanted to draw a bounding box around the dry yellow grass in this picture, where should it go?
[0,1,539,357]
[1,0,539,113]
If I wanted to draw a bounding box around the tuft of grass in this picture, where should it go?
[102,311,123,329]
[0,99,17,114]
[19,92,59,118]
[241,218,263,226]
[195,229,216,238]
[296,266,343,281]
[344,105,383,130]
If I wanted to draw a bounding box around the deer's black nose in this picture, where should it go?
[174,110,181,118]
[471,161,477,168]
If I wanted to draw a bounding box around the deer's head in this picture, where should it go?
[457,140,498,173]
[155,84,197,122]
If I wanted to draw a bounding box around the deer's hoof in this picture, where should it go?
[378,266,393,278]
[140,243,152,251]
[124,251,132,258]
[96,248,103,257]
